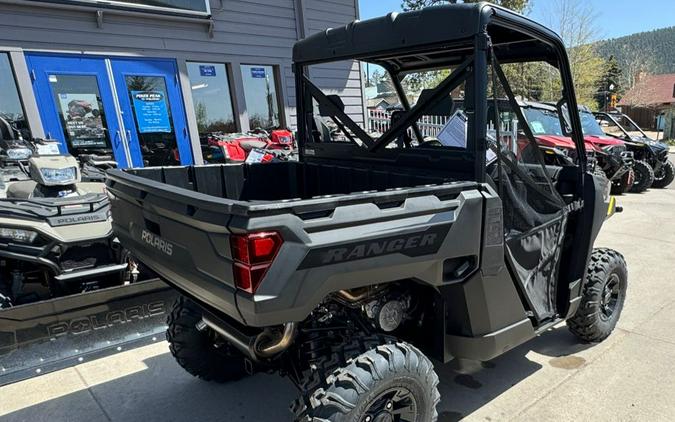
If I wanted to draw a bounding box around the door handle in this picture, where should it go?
[183,127,188,138]
[126,130,132,140]
[114,130,122,149]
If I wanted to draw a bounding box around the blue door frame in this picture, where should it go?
[25,53,130,167]
[110,58,192,168]
[26,53,193,168]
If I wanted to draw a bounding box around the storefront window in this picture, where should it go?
[187,62,236,135]
[0,53,30,139]
[240,65,280,130]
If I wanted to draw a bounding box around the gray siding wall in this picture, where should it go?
[0,0,363,151]
[287,0,365,126]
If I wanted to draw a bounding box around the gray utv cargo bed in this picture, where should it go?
[106,161,488,327]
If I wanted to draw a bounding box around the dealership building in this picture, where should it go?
[0,0,364,167]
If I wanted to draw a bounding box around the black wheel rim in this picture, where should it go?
[362,387,417,422]
[600,273,621,320]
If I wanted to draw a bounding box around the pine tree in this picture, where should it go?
[594,56,623,111]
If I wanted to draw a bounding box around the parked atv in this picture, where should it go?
[203,129,295,163]
[107,4,627,421]
[0,150,140,309]
[518,101,605,170]
[578,108,634,194]
[594,111,672,192]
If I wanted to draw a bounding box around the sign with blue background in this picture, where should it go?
[250,67,266,78]
[199,65,216,76]
[131,91,171,133]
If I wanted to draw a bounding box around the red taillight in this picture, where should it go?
[230,231,283,294]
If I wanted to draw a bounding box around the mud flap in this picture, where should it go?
[0,279,177,386]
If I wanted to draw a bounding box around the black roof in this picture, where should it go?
[293,2,565,72]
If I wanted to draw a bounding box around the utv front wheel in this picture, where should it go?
[652,160,674,188]
[167,295,252,382]
[568,248,627,343]
[629,160,654,193]
[294,341,440,422]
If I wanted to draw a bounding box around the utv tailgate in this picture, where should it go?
[106,164,484,326]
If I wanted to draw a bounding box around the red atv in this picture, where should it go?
[519,101,634,194]
[203,129,295,163]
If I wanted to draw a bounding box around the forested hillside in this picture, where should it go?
[595,26,675,76]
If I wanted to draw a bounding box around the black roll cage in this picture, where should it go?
[293,4,587,187]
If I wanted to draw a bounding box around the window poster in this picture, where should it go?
[131,91,172,133]
[57,93,107,147]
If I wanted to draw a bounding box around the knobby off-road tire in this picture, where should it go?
[610,168,634,195]
[651,159,674,189]
[166,295,251,383]
[568,248,628,343]
[292,337,440,422]
[629,160,654,193]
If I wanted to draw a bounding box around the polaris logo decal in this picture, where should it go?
[299,225,450,269]
[141,229,173,256]
[47,301,166,337]
[48,211,108,226]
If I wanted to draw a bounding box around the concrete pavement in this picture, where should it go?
[1,185,674,422]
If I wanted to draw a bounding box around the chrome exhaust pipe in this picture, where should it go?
[198,315,297,360]
[254,322,297,358]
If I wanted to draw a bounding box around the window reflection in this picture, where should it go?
[0,53,30,139]
[187,62,236,135]
[240,65,280,130]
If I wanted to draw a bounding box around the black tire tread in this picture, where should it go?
[567,248,627,342]
[629,160,654,193]
[166,295,249,383]
[292,337,440,422]
[652,159,674,189]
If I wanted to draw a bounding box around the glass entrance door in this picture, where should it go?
[111,59,192,168]
[25,54,130,167]
[26,54,193,168]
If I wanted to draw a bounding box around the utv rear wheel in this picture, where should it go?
[651,160,674,189]
[610,169,634,195]
[293,341,440,422]
[629,160,654,193]
[568,248,627,343]
[167,295,252,382]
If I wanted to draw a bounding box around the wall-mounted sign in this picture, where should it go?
[199,65,216,77]
[131,91,171,133]
[30,0,210,17]
[250,67,266,79]
[57,93,108,148]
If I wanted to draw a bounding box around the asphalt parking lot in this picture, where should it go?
[2,176,675,422]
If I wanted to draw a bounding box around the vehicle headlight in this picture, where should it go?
[7,148,32,160]
[0,228,38,243]
[40,166,77,184]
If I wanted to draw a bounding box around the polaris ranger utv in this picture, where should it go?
[107,4,627,421]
